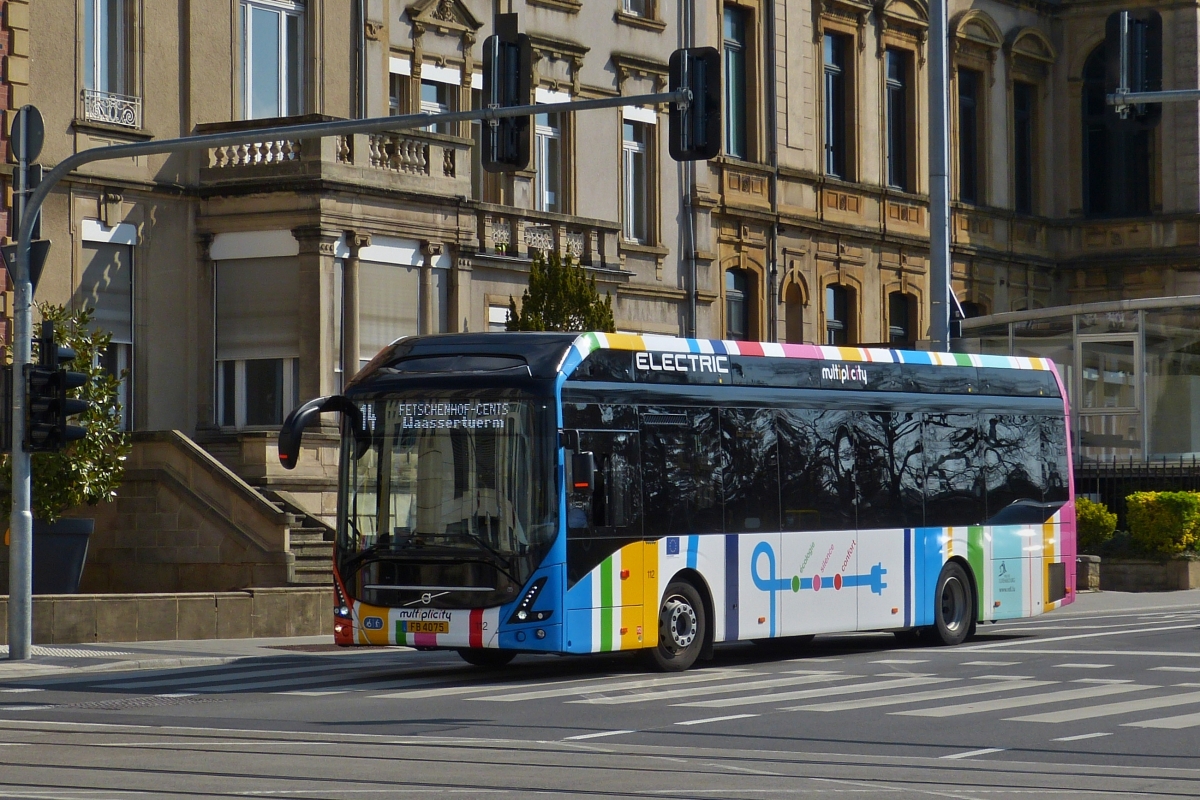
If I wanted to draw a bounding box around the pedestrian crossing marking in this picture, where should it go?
[872,659,929,665]
[683,676,952,709]
[1006,689,1200,723]
[893,683,1154,718]
[788,679,1055,712]
[472,669,755,702]
[570,672,852,705]
[1150,666,1200,673]
[1052,732,1111,742]
[375,672,629,700]
[960,661,1020,667]
[941,747,1005,760]
[1054,663,1112,669]
[1123,710,1200,729]
[675,713,759,726]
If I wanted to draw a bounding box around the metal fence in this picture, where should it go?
[1075,456,1200,529]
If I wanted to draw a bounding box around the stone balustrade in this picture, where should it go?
[475,205,621,269]
[197,115,471,196]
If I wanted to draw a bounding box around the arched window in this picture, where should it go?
[784,283,804,344]
[726,269,750,340]
[825,284,854,345]
[888,291,916,345]
[1083,44,1150,217]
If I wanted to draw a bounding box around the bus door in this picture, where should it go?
[777,408,859,636]
[564,427,643,652]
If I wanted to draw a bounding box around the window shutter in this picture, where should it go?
[359,261,420,362]
[216,256,300,360]
[80,242,133,344]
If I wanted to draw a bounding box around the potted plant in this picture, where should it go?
[1,304,131,593]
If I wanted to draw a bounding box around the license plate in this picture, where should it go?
[401,621,449,635]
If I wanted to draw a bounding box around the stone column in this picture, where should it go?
[195,233,217,431]
[343,231,371,385]
[421,241,443,334]
[292,226,342,424]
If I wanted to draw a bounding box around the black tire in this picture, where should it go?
[931,561,975,646]
[648,581,707,672]
[457,648,516,668]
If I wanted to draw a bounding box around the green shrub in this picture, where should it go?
[1125,491,1200,555]
[1075,497,1117,552]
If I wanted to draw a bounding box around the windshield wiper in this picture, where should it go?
[442,529,514,571]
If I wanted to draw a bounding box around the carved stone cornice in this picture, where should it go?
[405,0,482,51]
[610,52,669,93]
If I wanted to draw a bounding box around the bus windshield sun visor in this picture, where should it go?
[278,395,368,469]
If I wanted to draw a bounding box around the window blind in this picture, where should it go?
[216,256,300,360]
[359,260,419,361]
[80,242,133,344]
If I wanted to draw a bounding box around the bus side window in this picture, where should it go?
[641,407,723,538]
[778,408,857,532]
[854,411,924,529]
[568,430,641,536]
[1040,415,1070,506]
[982,414,1045,522]
[922,413,987,527]
[721,408,780,533]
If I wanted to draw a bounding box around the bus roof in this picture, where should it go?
[559,332,1058,377]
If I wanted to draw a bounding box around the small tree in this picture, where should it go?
[0,304,131,521]
[507,250,616,333]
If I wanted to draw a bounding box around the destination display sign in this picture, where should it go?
[390,401,515,430]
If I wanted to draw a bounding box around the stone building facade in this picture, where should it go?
[0,0,1197,588]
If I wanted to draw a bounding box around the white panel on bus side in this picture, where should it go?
[740,532,783,640]
[777,529,858,637]
[855,528,909,632]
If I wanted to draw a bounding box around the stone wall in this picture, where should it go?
[1102,559,1200,592]
[0,588,330,645]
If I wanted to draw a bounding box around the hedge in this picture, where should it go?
[1125,491,1200,555]
[1075,497,1117,551]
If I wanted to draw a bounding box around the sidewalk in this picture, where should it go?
[0,635,333,682]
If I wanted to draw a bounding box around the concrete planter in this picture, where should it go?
[1101,558,1200,592]
[1076,555,1101,592]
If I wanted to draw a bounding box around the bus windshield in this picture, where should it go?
[339,392,557,603]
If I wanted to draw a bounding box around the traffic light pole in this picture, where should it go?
[7,89,688,660]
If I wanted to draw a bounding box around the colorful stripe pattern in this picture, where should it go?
[556,332,1061,380]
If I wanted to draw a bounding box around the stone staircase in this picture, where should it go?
[262,491,336,587]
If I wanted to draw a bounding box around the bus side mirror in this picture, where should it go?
[571,451,596,493]
[279,395,368,469]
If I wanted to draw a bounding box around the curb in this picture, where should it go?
[0,655,243,682]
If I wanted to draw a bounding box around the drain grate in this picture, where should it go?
[66,695,226,711]
[0,645,134,658]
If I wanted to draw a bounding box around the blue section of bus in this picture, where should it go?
[991,525,1028,560]
[687,535,699,569]
[750,542,783,636]
[724,534,739,641]
[711,340,728,356]
[913,527,947,627]
[903,529,912,627]
[499,623,562,651]
[565,609,592,652]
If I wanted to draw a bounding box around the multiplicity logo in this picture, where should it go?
[820,363,868,384]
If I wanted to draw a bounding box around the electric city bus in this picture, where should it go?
[279,332,1075,671]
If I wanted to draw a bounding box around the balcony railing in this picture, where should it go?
[475,205,621,269]
[81,89,142,129]
[196,115,471,197]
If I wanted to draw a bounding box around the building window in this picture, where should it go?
[889,291,916,345]
[216,256,300,428]
[1083,45,1150,218]
[623,0,651,17]
[420,79,455,134]
[80,239,133,430]
[1013,81,1035,214]
[219,358,299,428]
[784,283,804,344]
[623,120,650,243]
[489,305,511,332]
[885,49,909,191]
[84,0,127,95]
[535,112,563,213]
[958,67,981,204]
[723,6,748,159]
[726,269,750,341]
[823,32,849,179]
[390,73,408,116]
[241,0,304,120]
[825,284,852,345]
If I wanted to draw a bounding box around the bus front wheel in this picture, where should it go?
[931,562,975,647]
[457,648,516,668]
[648,581,707,672]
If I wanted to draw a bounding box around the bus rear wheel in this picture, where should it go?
[931,562,975,647]
[648,581,707,672]
[457,648,516,668]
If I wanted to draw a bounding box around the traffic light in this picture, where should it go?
[1105,10,1162,130]
[481,13,532,173]
[668,47,722,162]
[26,321,88,452]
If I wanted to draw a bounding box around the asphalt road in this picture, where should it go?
[1,592,1198,799]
